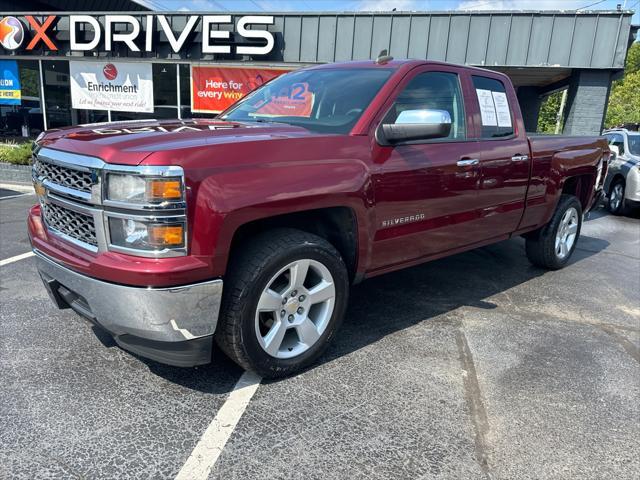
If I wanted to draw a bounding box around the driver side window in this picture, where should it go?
[383,72,466,140]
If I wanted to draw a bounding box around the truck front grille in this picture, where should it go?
[42,203,98,247]
[33,157,93,193]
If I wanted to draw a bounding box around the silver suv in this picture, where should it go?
[602,129,640,215]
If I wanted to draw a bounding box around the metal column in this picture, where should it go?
[37,60,48,131]
[176,64,182,120]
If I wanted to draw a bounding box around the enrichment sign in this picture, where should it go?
[191,66,288,114]
[0,60,21,105]
[70,61,153,112]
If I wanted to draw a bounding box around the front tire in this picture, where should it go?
[215,228,349,378]
[525,194,582,270]
[608,179,626,215]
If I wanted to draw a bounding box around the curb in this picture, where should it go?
[0,163,32,185]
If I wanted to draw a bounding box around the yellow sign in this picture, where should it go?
[0,89,20,100]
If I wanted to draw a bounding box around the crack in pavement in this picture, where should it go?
[455,325,492,480]
[597,324,640,364]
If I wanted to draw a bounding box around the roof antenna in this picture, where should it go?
[376,49,393,64]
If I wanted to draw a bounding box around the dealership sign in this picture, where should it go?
[70,61,153,112]
[0,59,21,105]
[191,66,287,114]
[0,14,275,55]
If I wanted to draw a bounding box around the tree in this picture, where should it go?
[605,42,640,128]
[605,71,640,127]
[537,91,563,133]
[625,42,640,76]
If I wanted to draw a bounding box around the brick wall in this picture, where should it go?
[563,70,612,136]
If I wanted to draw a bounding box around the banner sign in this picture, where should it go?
[70,61,153,112]
[0,60,21,105]
[191,66,288,114]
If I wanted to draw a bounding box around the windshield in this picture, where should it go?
[628,135,640,156]
[220,68,393,134]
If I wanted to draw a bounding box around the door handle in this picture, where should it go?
[457,158,479,167]
[511,154,529,162]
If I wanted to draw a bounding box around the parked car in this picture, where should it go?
[29,59,609,378]
[602,128,640,214]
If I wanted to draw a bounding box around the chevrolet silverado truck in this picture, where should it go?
[29,60,609,378]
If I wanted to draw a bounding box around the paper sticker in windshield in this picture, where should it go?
[252,82,314,118]
[491,91,512,128]
[476,89,497,126]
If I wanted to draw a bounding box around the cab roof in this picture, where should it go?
[307,59,511,79]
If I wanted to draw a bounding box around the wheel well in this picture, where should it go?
[227,207,359,281]
[561,175,593,210]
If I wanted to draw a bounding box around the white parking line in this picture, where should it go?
[0,192,35,200]
[0,251,35,267]
[175,371,262,480]
[0,183,35,193]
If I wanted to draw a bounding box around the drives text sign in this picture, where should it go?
[0,60,21,105]
[70,61,153,113]
[191,66,288,114]
[0,14,275,56]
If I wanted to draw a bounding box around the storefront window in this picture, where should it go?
[180,64,192,119]
[73,109,109,125]
[112,63,179,122]
[0,60,42,138]
[42,61,72,129]
[154,63,177,107]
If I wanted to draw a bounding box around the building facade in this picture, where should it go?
[0,5,637,137]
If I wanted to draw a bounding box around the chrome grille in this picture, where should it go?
[42,203,97,247]
[33,157,93,193]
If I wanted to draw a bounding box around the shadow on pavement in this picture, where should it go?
[128,235,610,390]
[587,201,640,221]
[316,235,610,372]
[0,187,24,198]
[585,205,610,222]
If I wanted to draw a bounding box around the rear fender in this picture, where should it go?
[541,147,602,222]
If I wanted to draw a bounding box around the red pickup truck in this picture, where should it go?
[29,60,608,377]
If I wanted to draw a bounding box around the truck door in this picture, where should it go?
[368,67,486,272]
[470,74,530,238]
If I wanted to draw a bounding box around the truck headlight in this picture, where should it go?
[107,174,184,204]
[108,217,186,251]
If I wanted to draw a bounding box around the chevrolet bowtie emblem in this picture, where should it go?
[34,181,45,197]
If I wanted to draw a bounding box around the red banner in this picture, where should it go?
[191,66,289,114]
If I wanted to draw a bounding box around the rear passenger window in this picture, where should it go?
[384,72,466,140]
[472,76,514,139]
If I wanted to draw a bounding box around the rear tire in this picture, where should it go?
[607,179,626,215]
[215,228,349,378]
[525,194,582,270]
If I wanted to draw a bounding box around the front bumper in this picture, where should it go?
[35,250,223,367]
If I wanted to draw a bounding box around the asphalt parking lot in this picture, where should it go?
[1,187,639,480]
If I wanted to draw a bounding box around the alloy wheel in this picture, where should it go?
[555,207,579,260]
[610,183,624,212]
[255,259,336,359]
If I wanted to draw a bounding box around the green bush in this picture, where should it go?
[0,142,33,166]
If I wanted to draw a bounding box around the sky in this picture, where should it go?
[139,0,639,24]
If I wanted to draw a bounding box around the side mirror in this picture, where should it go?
[609,144,619,159]
[379,109,452,145]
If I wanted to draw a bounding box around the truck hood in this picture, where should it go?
[38,118,321,166]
